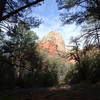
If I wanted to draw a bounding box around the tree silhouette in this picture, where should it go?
[0,0,44,21]
[57,0,100,24]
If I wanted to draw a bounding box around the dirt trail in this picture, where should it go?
[0,83,100,100]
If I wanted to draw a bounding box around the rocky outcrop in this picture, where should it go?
[38,41,58,56]
[37,31,75,63]
[41,31,65,52]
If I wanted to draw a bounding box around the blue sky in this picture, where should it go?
[31,0,81,45]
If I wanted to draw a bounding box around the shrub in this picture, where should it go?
[65,52,100,84]
[0,55,16,89]
[34,70,58,87]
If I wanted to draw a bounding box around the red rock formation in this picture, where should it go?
[41,31,65,52]
[37,31,75,63]
[38,41,58,56]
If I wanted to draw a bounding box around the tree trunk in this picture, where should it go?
[0,0,7,21]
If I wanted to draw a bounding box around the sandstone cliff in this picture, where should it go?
[41,31,65,51]
[37,31,75,63]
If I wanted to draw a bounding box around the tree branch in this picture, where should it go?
[0,0,44,21]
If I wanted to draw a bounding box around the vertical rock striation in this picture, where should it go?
[41,31,65,53]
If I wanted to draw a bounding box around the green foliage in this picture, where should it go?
[0,12,75,89]
[81,21,100,46]
[65,51,100,84]
[16,56,59,88]
[16,54,74,88]
[0,22,39,89]
[46,57,72,84]
[0,22,76,88]
[33,70,58,87]
[0,55,16,89]
[57,0,100,24]
[57,0,100,51]
[0,0,43,25]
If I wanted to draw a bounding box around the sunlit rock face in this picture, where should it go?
[38,41,58,56]
[41,31,65,53]
[37,31,75,63]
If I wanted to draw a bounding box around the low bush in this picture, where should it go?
[65,52,100,84]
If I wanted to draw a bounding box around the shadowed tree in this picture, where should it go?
[57,0,100,24]
[0,0,44,36]
[56,0,100,48]
[0,0,44,21]
[81,21,100,47]
[1,22,38,85]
